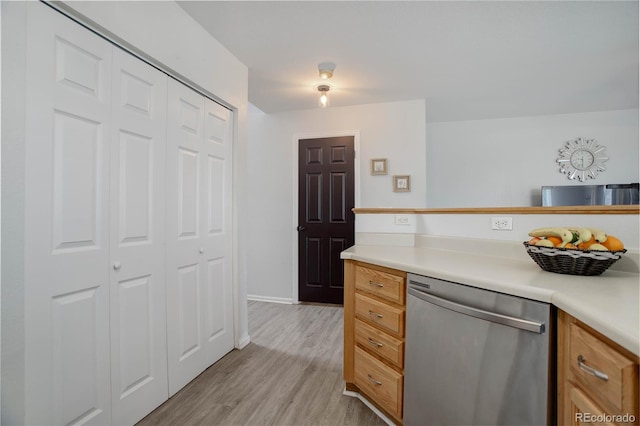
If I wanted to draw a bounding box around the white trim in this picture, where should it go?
[342,388,396,426]
[291,131,360,304]
[235,335,251,350]
[247,295,295,305]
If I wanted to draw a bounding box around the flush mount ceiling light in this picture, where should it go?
[318,62,336,80]
[317,84,331,108]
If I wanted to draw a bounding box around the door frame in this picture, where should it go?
[291,130,360,303]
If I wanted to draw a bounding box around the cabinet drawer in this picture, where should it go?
[355,265,405,304]
[569,323,638,415]
[569,384,616,426]
[355,319,404,369]
[355,293,405,337]
[354,346,403,420]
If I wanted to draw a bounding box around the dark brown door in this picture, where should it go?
[298,136,355,304]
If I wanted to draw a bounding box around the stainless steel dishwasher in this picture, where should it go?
[404,273,554,426]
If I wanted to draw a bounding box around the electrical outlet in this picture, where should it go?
[395,215,411,225]
[491,216,513,231]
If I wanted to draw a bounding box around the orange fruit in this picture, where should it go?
[577,236,595,250]
[601,235,624,251]
[564,243,578,249]
[546,236,563,246]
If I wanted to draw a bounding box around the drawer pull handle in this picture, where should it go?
[369,280,384,288]
[367,338,383,348]
[577,355,609,381]
[368,310,383,319]
[367,374,382,386]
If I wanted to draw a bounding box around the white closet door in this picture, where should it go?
[24,3,113,425]
[202,99,234,365]
[166,81,235,395]
[109,49,169,425]
[166,80,208,395]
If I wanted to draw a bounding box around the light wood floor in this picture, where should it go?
[137,301,386,426]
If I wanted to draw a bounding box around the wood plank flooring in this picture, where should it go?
[137,301,387,426]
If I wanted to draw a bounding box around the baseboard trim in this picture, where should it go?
[236,335,251,350]
[247,295,294,304]
[342,387,396,426]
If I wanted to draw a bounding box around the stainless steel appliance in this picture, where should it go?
[541,183,639,206]
[404,274,554,426]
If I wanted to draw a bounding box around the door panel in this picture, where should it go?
[167,80,207,395]
[178,148,201,238]
[167,83,233,393]
[201,99,234,365]
[298,136,355,304]
[207,258,226,340]
[117,130,152,244]
[54,36,103,98]
[51,111,103,252]
[109,48,169,425]
[207,156,225,235]
[177,264,202,360]
[25,4,113,424]
[52,287,104,426]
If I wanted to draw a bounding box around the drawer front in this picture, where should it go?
[355,265,405,304]
[569,323,637,414]
[355,319,404,368]
[355,293,404,337]
[569,385,617,426]
[354,346,403,419]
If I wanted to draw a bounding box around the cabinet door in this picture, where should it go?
[109,48,169,425]
[24,3,113,424]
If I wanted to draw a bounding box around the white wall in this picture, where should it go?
[426,109,640,207]
[354,213,640,251]
[246,100,426,302]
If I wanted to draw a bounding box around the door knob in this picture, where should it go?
[199,248,205,254]
[297,226,306,231]
[113,261,121,271]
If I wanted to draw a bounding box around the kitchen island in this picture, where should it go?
[341,237,639,425]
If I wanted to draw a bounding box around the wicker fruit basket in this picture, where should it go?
[523,242,626,276]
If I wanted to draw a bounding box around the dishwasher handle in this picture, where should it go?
[408,285,545,334]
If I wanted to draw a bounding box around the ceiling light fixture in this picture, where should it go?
[317,84,331,108]
[318,62,336,80]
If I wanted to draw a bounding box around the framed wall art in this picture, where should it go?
[370,158,388,175]
[393,175,411,192]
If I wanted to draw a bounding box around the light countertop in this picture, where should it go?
[341,244,640,356]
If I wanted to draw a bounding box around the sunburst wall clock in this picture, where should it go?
[556,137,608,182]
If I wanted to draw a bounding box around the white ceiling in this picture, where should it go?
[178,1,639,122]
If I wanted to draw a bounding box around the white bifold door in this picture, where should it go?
[21,3,234,425]
[108,49,169,425]
[166,80,234,396]
[24,5,114,424]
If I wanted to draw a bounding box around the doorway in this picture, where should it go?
[297,136,355,304]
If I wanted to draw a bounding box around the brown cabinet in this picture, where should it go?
[558,310,639,425]
[344,260,406,424]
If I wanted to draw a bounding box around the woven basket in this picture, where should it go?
[523,242,626,276]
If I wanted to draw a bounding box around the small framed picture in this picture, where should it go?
[370,158,388,175]
[393,175,411,192]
